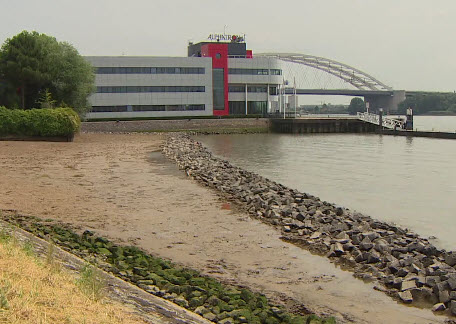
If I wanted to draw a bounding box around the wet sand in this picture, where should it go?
[0,133,445,323]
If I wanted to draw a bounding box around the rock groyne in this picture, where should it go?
[163,134,456,316]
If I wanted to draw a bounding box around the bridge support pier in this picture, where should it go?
[365,90,405,114]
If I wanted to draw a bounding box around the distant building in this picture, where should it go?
[85,35,282,119]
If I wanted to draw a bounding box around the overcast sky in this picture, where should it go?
[1,0,455,101]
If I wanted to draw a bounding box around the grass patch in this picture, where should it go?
[0,225,146,324]
[1,214,335,324]
[76,264,106,301]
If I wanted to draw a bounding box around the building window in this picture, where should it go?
[96,86,205,93]
[132,104,205,112]
[216,53,221,59]
[269,86,278,95]
[229,101,245,115]
[247,86,267,93]
[270,69,282,75]
[228,101,267,115]
[228,85,267,93]
[228,85,245,93]
[228,68,269,75]
[248,101,267,115]
[91,106,128,112]
[212,68,225,110]
[96,67,205,74]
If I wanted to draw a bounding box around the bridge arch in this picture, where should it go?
[256,53,392,91]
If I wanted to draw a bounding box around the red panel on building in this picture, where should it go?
[246,50,253,58]
[201,43,229,116]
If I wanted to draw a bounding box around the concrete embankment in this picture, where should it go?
[163,133,456,317]
[82,118,269,134]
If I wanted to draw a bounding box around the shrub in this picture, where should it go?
[0,107,80,137]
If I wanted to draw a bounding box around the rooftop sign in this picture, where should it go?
[207,34,245,42]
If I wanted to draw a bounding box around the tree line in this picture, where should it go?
[348,94,456,116]
[0,31,94,116]
[397,93,456,115]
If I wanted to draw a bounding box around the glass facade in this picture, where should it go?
[248,101,267,115]
[96,86,205,93]
[91,106,128,112]
[228,85,267,93]
[228,101,267,115]
[96,67,205,74]
[270,69,282,75]
[228,101,245,115]
[228,69,282,75]
[212,69,225,110]
[269,86,278,95]
[229,68,268,75]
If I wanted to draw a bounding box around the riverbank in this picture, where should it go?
[0,133,446,323]
[81,118,269,134]
[0,219,206,324]
[0,225,149,324]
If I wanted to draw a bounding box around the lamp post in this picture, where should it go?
[282,79,288,119]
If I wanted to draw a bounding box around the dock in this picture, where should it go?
[270,117,380,134]
[270,116,456,139]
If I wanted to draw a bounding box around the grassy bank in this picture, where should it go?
[1,213,335,324]
[0,226,146,324]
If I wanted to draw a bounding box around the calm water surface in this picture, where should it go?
[197,129,456,250]
[414,115,456,132]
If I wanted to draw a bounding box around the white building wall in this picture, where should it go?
[85,56,213,119]
[84,55,283,118]
[227,57,281,112]
[228,57,282,85]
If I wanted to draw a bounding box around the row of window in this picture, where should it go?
[95,67,282,76]
[228,68,282,75]
[91,105,205,112]
[96,86,205,93]
[228,85,268,93]
[228,85,278,95]
[96,67,205,74]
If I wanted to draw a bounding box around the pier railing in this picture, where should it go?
[357,112,405,129]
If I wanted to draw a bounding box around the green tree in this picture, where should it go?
[0,31,94,115]
[348,97,366,115]
[36,88,56,108]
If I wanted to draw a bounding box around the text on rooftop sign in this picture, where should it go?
[207,34,244,42]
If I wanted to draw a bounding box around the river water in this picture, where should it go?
[196,116,456,251]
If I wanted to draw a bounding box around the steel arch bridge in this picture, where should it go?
[256,53,392,91]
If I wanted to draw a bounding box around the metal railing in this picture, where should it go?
[357,112,406,129]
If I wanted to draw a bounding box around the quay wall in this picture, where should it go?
[270,118,380,134]
[163,133,456,316]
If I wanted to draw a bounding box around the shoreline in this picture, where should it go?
[163,133,456,317]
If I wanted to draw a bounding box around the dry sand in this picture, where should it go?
[0,133,446,323]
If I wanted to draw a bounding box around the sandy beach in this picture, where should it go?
[0,133,445,323]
